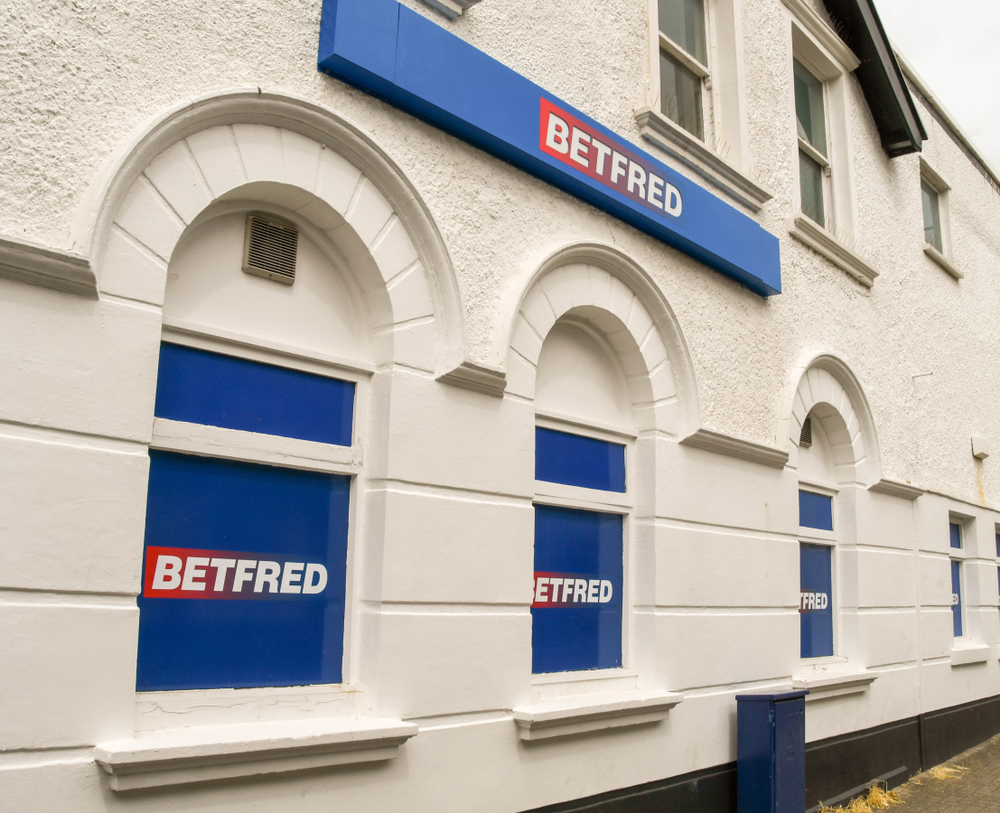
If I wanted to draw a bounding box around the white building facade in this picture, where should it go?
[2,0,1000,810]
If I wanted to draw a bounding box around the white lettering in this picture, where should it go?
[280,562,305,594]
[647,173,665,209]
[610,151,629,184]
[819,593,828,610]
[573,578,588,603]
[545,113,571,155]
[592,138,612,176]
[534,577,550,603]
[587,579,600,603]
[562,579,574,602]
[303,563,328,594]
[181,556,210,592]
[952,593,960,607]
[664,183,682,217]
[210,558,236,592]
[599,580,613,603]
[627,163,647,198]
[254,561,281,593]
[151,555,183,590]
[570,129,591,168]
[233,559,257,592]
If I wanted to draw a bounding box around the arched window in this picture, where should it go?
[531,318,634,676]
[797,409,838,660]
[136,206,371,692]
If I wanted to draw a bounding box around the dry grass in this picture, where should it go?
[819,783,901,813]
[926,764,967,781]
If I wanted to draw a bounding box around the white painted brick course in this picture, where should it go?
[279,129,323,191]
[0,603,137,750]
[385,263,435,323]
[371,216,419,283]
[0,435,147,594]
[0,284,160,441]
[313,148,363,215]
[144,141,214,225]
[232,124,283,183]
[346,178,395,247]
[186,127,247,198]
[376,611,529,718]
[380,491,533,604]
[113,175,185,262]
[99,225,169,305]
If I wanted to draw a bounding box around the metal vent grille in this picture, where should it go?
[800,415,813,448]
[243,213,298,285]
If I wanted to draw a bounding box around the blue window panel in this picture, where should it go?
[995,531,999,558]
[532,505,622,673]
[800,543,833,658]
[799,490,833,531]
[154,343,355,446]
[137,451,350,691]
[950,522,963,549]
[952,560,963,637]
[535,427,626,493]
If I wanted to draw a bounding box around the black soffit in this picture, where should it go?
[823,0,927,157]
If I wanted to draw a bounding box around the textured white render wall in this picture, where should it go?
[4,0,999,507]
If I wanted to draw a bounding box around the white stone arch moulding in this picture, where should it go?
[496,242,700,437]
[72,88,468,377]
[783,353,883,487]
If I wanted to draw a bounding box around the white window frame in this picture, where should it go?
[134,318,375,732]
[637,0,770,211]
[797,481,841,664]
[781,8,887,287]
[530,413,638,700]
[921,160,962,279]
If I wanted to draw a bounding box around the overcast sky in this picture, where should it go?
[873,0,1000,171]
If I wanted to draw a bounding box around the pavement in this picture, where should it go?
[889,733,1000,813]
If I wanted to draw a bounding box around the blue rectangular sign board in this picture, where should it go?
[535,427,626,493]
[137,451,351,691]
[952,559,963,637]
[532,504,623,673]
[800,542,833,658]
[318,0,781,296]
[155,343,355,447]
[799,490,833,531]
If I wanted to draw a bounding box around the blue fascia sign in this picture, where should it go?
[317,0,781,297]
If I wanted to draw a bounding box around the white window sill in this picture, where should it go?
[924,243,963,280]
[788,216,879,287]
[94,717,418,791]
[634,107,772,212]
[0,233,97,298]
[792,668,879,701]
[950,644,991,667]
[512,691,683,741]
[419,0,480,19]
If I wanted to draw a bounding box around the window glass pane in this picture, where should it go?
[799,490,833,531]
[658,0,706,64]
[536,427,626,492]
[952,560,963,637]
[799,150,825,227]
[995,531,999,558]
[154,343,355,446]
[660,51,704,140]
[800,543,834,658]
[794,60,826,155]
[532,505,623,673]
[950,522,962,549]
[137,451,350,690]
[922,180,943,252]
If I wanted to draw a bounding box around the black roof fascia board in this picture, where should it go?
[823,0,927,157]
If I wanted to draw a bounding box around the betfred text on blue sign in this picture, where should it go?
[145,547,329,599]
[540,98,682,221]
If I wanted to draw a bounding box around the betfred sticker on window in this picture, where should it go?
[532,505,623,674]
[136,452,350,692]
